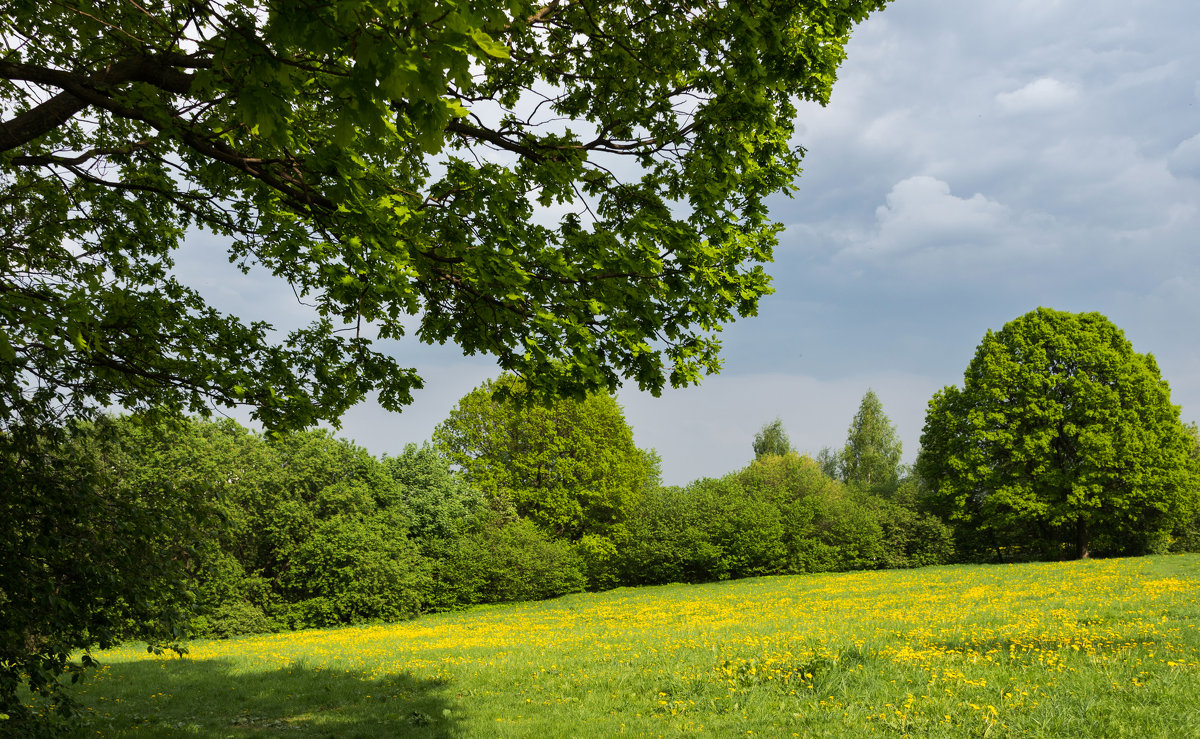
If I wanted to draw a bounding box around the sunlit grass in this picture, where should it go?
[69,555,1200,737]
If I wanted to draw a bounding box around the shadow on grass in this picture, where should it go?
[72,655,459,738]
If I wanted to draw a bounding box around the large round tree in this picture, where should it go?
[917,308,1198,560]
[434,375,654,541]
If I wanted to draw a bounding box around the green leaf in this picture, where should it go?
[469,28,510,59]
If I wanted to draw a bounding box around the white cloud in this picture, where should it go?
[996,77,1080,113]
[840,176,1010,259]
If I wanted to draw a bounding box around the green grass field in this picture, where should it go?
[66,555,1200,737]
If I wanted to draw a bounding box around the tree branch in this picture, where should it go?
[0,54,205,152]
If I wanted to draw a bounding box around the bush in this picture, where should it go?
[618,485,726,585]
[204,602,278,639]
[872,501,955,568]
[737,453,842,504]
[1168,509,1200,553]
[692,478,787,579]
[576,532,625,591]
[425,511,586,610]
[279,512,430,628]
[783,494,883,572]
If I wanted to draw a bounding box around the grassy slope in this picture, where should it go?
[69,555,1200,737]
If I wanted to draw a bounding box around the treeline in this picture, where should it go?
[615,457,953,587]
[15,386,955,644]
[9,310,1200,734]
[42,416,588,639]
[11,370,1198,655]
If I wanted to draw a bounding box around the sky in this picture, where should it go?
[178,0,1200,486]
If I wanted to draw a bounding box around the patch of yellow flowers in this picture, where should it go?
[91,556,1200,735]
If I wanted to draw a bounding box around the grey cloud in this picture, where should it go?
[158,0,1200,482]
[1168,133,1200,179]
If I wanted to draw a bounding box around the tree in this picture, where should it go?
[0,417,214,730]
[1,0,891,433]
[99,416,284,639]
[255,430,432,629]
[1,2,892,728]
[752,417,794,459]
[839,389,902,494]
[434,375,652,540]
[381,443,486,543]
[917,308,1199,560]
[815,446,841,479]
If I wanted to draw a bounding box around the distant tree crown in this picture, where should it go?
[753,418,794,459]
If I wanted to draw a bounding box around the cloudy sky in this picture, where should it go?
[181,0,1200,485]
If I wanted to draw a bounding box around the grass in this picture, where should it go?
[65,555,1200,737]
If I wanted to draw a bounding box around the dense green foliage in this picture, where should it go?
[162,424,586,632]
[1167,423,1200,553]
[2,410,953,714]
[752,418,794,458]
[424,511,587,610]
[839,389,903,495]
[918,308,1199,560]
[619,453,953,585]
[2,1,893,731]
[0,411,591,733]
[434,375,654,541]
[0,418,211,733]
[1,0,889,432]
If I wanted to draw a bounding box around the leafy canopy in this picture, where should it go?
[0,417,215,728]
[917,308,1199,559]
[753,417,794,459]
[434,375,653,540]
[0,0,891,432]
[0,3,892,728]
[840,389,902,492]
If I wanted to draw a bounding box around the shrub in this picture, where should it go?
[425,511,586,610]
[205,602,278,639]
[279,512,430,628]
[692,477,787,579]
[618,485,725,585]
[872,501,955,568]
[576,532,625,591]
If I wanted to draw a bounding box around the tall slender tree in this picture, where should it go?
[840,390,903,493]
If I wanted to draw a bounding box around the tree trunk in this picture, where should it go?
[1075,518,1089,559]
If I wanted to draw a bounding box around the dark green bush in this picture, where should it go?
[784,495,884,572]
[576,532,625,591]
[204,602,278,639]
[618,485,725,585]
[692,478,787,579]
[871,500,955,568]
[425,510,586,610]
[279,512,430,628]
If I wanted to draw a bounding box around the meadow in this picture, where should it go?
[67,555,1200,737]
